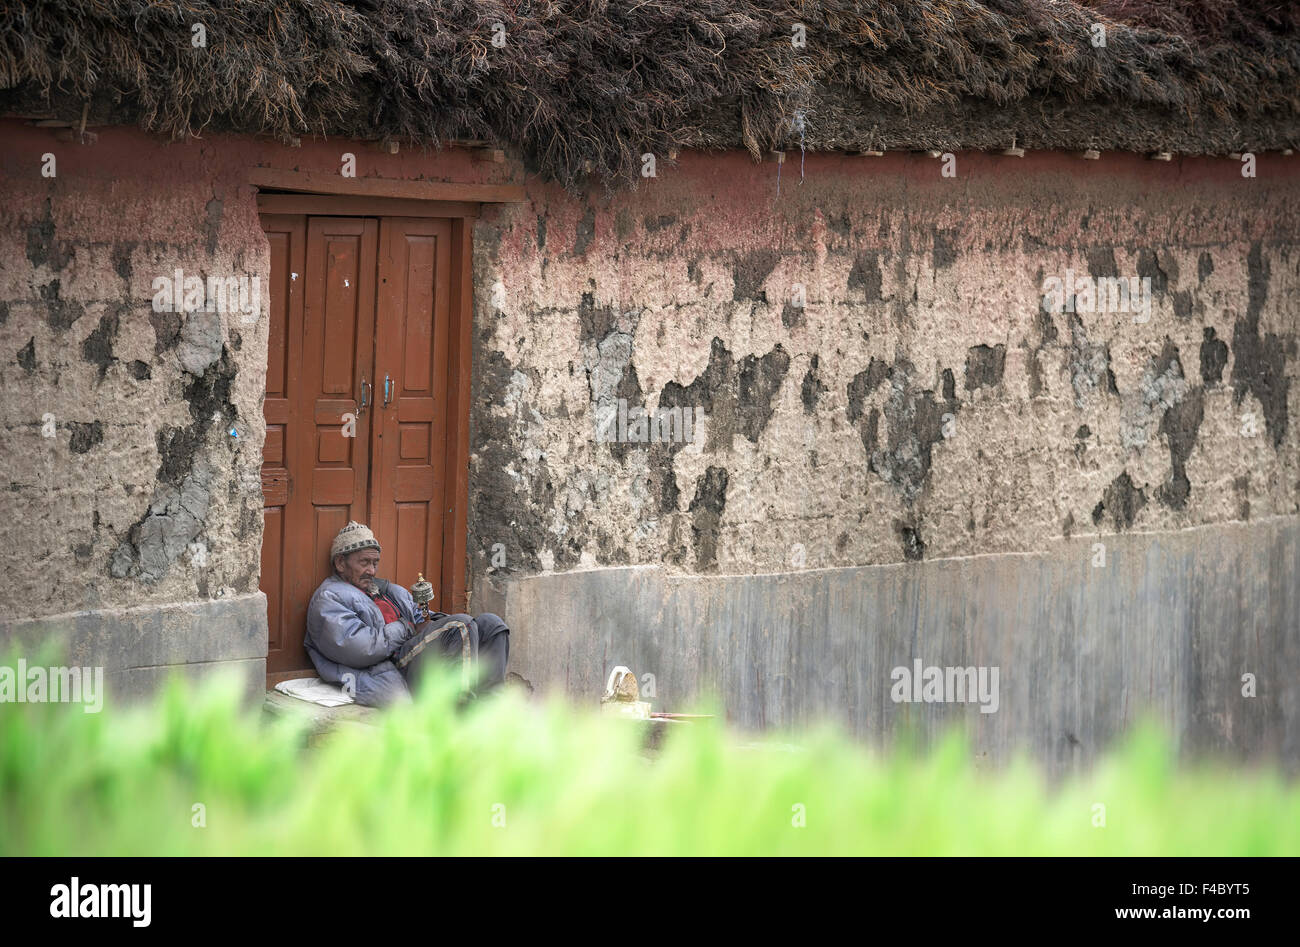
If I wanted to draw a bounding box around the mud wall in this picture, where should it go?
[469,150,1300,585]
[469,148,1300,764]
[0,126,273,623]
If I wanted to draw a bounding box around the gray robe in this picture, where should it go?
[304,574,419,707]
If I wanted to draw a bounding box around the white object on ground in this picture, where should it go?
[274,676,355,707]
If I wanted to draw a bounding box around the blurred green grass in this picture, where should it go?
[1,656,1296,856]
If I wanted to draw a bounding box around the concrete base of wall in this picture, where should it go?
[478,518,1299,776]
[0,592,267,709]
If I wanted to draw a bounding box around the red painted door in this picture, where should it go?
[259,213,455,680]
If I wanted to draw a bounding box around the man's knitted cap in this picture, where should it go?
[330,521,381,562]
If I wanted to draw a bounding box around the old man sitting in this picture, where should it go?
[304,521,511,707]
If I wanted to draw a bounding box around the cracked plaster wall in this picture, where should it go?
[470,150,1300,593]
[2,125,1297,633]
[0,128,270,622]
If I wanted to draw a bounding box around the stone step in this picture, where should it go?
[262,689,380,746]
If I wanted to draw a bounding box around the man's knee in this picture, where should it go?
[474,612,509,638]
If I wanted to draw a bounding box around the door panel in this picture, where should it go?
[260,215,306,675]
[261,215,378,675]
[372,218,453,610]
[298,217,379,657]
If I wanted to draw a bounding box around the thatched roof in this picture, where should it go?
[2,1,1298,188]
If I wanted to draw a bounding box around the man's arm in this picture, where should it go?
[308,590,408,668]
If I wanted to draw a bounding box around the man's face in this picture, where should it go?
[336,548,380,592]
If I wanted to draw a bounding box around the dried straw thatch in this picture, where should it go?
[1,1,1297,188]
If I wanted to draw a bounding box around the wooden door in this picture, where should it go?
[261,215,379,678]
[259,211,464,681]
[370,218,454,612]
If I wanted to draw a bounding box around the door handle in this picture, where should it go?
[359,378,371,414]
[383,374,392,408]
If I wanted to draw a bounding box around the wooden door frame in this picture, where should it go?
[255,190,478,626]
